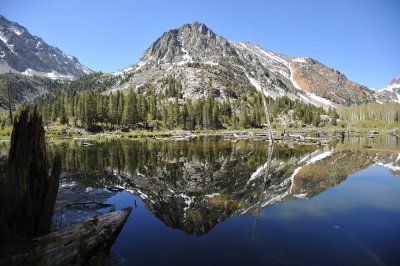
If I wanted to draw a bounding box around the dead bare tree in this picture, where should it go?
[256,67,274,144]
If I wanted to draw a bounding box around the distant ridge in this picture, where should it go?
[0,15,91,80]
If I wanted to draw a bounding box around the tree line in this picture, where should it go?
[33,84,332,132]
[1,75,342,131]
[337,102,400,123]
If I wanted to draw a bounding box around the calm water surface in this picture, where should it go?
[6,136,399,265]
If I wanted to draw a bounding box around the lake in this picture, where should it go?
[6,135,400,265]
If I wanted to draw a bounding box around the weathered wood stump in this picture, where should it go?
[4,108,61,242]
[1,207,133,265]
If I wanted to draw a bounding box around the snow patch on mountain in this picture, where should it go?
[177,36,191,65]
[230,41,290,79]
[10,26,23,36]
[289,63,335,107]
[204,61,218,66]
[256,46,289,66]
[377,83,400,93]
[0,31,16,53]
[22,68,75,80]
[236,42,288,66]
[308,93,335,107]
[375,78,400,103]
[0,32,8,43]
[136,59,149,71]
[246,74,270,97]
[293,57,308,64]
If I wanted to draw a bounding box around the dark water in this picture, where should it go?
[4,136,399,265]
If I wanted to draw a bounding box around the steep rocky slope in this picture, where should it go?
[290,58,374,105]
[106,22,376,107]
[0,15,91,80]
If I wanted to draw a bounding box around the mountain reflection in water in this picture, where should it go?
[37,136,398,236]
[1,136,399,265]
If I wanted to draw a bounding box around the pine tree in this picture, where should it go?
[117,91,124,127]
[187,100,195,130]
[149,93,157,120]
[1,74,14,123]
[140,95,148,128]
[60,104,68,124]
[84,91,97,130]
[162,100,168,128]
[212,102,220,129]
[312,111,320,127]
[182,103,189,129]
[196,98,204,129]
[108,93,117,129]
[124,89,138,128]
[239,107,250,129]
[173,96,180,127]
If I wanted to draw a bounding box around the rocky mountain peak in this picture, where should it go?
[179,21,215,37]
[138,21,235,66]
[375,77,400,103]
[0,15,91,79]
[389,77,400,87]
[0,15,27,38]
[114,22,379,107]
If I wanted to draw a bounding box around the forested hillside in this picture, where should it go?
[31,76,333,131]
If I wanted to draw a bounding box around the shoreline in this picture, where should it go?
[0,126,398,144]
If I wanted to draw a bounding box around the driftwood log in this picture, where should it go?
[2,207,133,265]
[4,108,61,243]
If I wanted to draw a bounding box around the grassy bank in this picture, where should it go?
[0,122,398,141]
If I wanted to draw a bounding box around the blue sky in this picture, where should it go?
[1,0,399,88]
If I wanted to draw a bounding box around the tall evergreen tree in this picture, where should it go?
[1,74,14,123]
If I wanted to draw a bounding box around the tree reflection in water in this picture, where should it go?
[36,136,400,235]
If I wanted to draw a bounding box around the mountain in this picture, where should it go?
[108,22,375,107]
[375,77,400,103]
[0,15,91,80]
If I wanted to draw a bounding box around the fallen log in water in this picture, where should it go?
[2,207,132,265]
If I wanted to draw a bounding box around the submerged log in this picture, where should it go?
[2,207,133,265]
[3,108,61,243]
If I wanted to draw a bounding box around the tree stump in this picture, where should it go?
[4,108,61,243]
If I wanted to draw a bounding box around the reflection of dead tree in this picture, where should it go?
[251,144,274,240]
